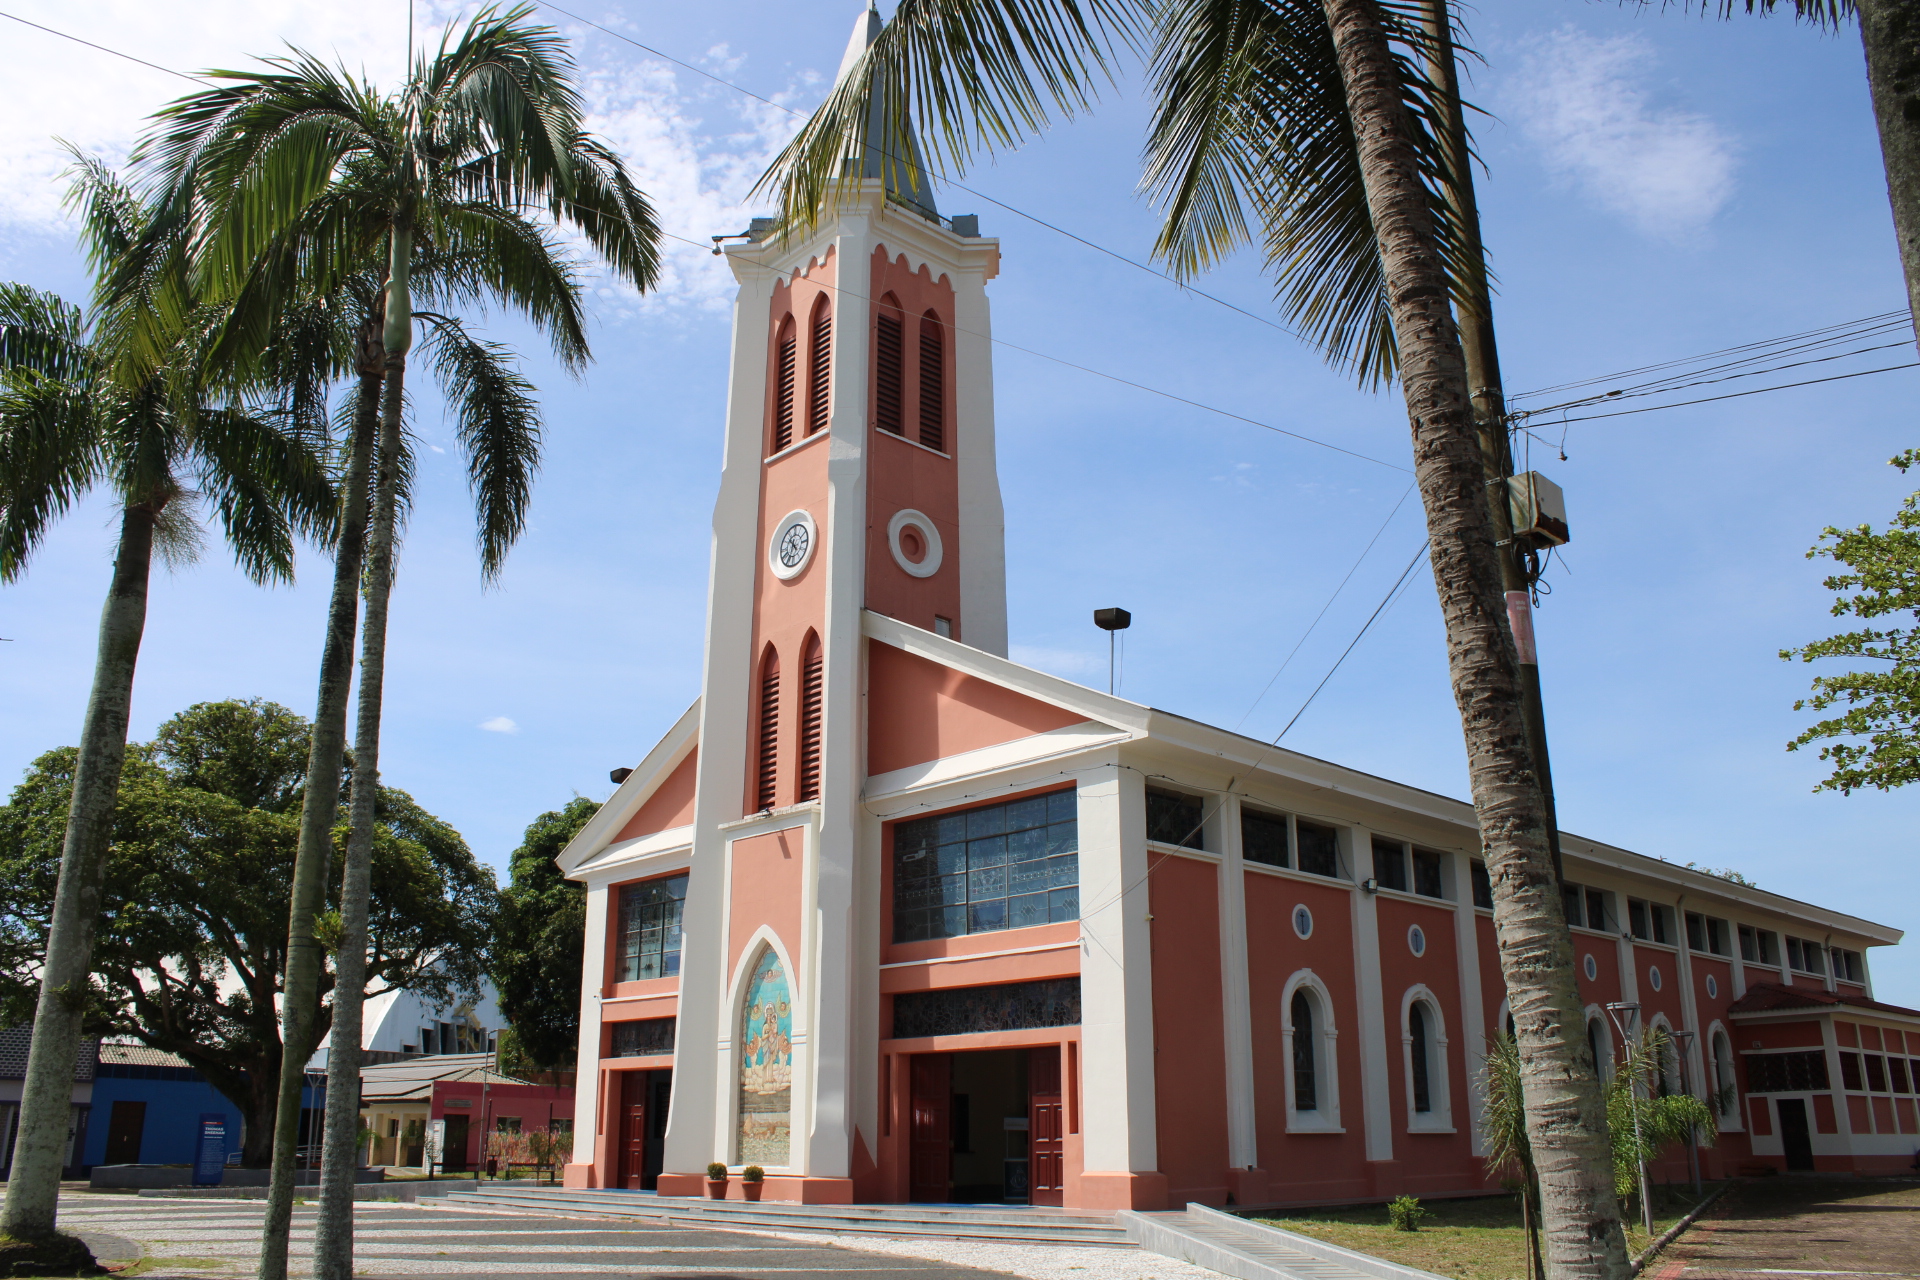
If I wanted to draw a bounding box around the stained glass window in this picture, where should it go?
[619,874,688,981]
[891,978,1081,1039]
[892,791,1077,943]
[610,1018,676,1057]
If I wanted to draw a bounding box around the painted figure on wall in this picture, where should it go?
[738,948,793,1165]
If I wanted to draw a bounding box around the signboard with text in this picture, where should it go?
[193,1115,226,1186]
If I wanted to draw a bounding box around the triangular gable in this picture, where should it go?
[556,699,699,876]
[863,610,1146,776]
[615,749,697,841]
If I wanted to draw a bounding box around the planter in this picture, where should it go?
[741,1181,763,1202]
[705,1178,728,1200]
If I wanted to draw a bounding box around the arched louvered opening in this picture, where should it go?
[807,298,832,437]
[797,632,823,802]
[918,310,945,451]
[1409,1001,1433,1113]
[875,296,904,436]
[755,646,780,811]
[771,315,797,453]
[1291,989,1317,1112]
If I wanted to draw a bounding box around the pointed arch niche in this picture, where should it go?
[733,937,796,1167]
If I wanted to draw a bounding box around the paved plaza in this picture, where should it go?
[1651,1178,1920,1280]
[47,1194,1219,1280]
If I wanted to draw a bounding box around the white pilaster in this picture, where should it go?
[949,245,1007,657]
[1216,792,1257,1169]
[1350,826,1394,1163]
[1077,759,1157,1174]
[572,884,610,1143]
[1450,851,1488,1156]
[1674,896,1707,1103]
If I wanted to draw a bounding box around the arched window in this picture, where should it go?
[1410,1002,1432,1113]
[796,633,823,802]
[771,315,797,453]
[1711,1028,1737,1120]
[807,298,832,437]
[1587,1015,1610,1080]
[1291,990,1317,1112]
[755,646,780,811]
[918,311,945,451]
[875,296,904,436]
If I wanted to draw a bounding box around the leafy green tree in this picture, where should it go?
[0,159,333,1245]
[767,1,1623,1272]
[492,798,597,1071]
[136,9,662,1271]
[0,700,495,1169]
[1783,449,1920,793]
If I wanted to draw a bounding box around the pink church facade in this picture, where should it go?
[553,11,1909,1211]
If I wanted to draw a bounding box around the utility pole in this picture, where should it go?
[1421,0,1566,888]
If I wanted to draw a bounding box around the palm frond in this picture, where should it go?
[421,205,589,371]
[0,284,92,383]
[0,369,102,581]
[190,404,335,582]
[758,0,1139,232]
[420,314,540,580]
[1634,0,1853,29]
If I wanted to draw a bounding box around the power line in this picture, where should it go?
[1271,540,1430,743]
[1526,360,1920,427]
[0,9,209,83]
[1511,339,1914,421]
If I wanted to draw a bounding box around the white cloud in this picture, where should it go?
[478,716,518,734]
[1504,26,1737,239]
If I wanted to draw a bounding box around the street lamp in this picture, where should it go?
[1671,1029,1701,1196]
[1606,1001,1654,1239]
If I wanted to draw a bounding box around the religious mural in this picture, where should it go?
[737,947,793,1164]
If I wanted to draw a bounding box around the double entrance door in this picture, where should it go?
[909,1047,1063,1206]
[618,1069,673,1190]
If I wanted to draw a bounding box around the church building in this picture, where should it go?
[556,9,1913,1210]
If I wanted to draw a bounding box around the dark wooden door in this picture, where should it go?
[642,1073,671,1189]
[442,1115,470,1172]
[1777,1098,1815,1171]
[620,1071,649,1189]
[103,1101,145,1165]
[909,1054,952,1203]
[1029,1047,1064,1206]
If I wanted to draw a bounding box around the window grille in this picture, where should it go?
[1867,1054,1889,1092]
[807,304,831,436]
[1413,850,1445,899]
[875,305,904,435]
[1840,1051,1864,1091]
[1291,991,1317,1111]
[756,648,780,810]
[1241,809,1288,868]
[1586,888,1610,933]
[618,875,688,981]
[1744,1050,1830,1093]
[890,977,1080,1039]
[772,320,797,452]
[610,1018,677,1057]
[797,635,823,802]
[892,791,1077,942]
[1470,860,1493,909]
[1146,789,1204,849]
[1410,1003,1433,1113]
[1372,838,1408,892]
[1298,821,1341,878]
[919,312,945,450]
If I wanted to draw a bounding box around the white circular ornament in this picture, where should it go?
[1408,924,1427,957]
[887,509,944,578]
[769,509,817,580]
[1292,905,1313,940]
[1705,974,1719,1000]
[1583,953,1598,981]
[1648,965,1663,992]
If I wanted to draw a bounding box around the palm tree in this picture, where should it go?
[0,158,333,1248]
[136,10,660,1277]
[763,2,1627,1274]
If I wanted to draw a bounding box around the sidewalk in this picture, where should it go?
[1651,1177,1920,1280]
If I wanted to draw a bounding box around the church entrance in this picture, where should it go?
[617,1069,672,1190]
[908,1047,1063,1205]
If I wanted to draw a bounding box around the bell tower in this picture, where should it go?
[656,6,1006,1195]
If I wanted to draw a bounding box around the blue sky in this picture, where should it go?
[3,1,1915,994]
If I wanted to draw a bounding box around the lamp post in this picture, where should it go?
[1607,1001,1654,1239]
[1094,608,1131,695]
[1673,1029,1701,1197]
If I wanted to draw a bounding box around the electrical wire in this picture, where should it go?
[0,9,209,82]
[1524,360,1920,427]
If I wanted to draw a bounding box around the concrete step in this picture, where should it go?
[437,1186,1132,1245]
[1120,1203,1450,1280]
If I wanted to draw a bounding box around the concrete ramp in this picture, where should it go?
[1119,1203,1450,1280]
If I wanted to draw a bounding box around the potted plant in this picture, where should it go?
[706,1162,728,1199]
[740,1165,764,1202]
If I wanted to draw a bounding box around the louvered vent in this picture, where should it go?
[771,323,797,453]
[756,650,780,811]
[875,309,904,435]
[807,306,832,437]
[797,635,824,802]
[919,314,945,451]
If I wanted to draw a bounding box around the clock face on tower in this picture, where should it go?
[769,509,818,580]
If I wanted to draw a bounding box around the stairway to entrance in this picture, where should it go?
[1119,1203,1449,1280]
[435,1185,1133,1245]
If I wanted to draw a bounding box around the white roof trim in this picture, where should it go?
[556,700,699,876]
[864,719,1131,806]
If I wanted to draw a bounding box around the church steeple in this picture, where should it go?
[833,4,939,218]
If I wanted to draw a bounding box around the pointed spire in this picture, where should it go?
[832,4,938,218]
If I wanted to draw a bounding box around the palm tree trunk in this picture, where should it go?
[1315,2,1627,1276]
[309,226,412,1280]
[1,500,158,1240]
[313,362,403,1280]
[256,364,379,1280]
[1855,0,1920,351]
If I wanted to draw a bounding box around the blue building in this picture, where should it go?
[87,1043,244,1168]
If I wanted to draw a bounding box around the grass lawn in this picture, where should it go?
[1250,1185,1718,1280]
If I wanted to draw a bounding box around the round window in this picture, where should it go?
[887,509,944,578]
[1705,974,1719,1000]
[1648,965,1663,992]
[1408,924,1426,957]
[1583,953,1598,982]
[1292,905,1313,940]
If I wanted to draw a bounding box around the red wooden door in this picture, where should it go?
[909,1054,952,1203]
[1029,1047,1064,1206]
[620,1072,648,1190]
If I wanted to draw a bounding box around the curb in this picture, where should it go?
[1628,1180,1739,1277]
